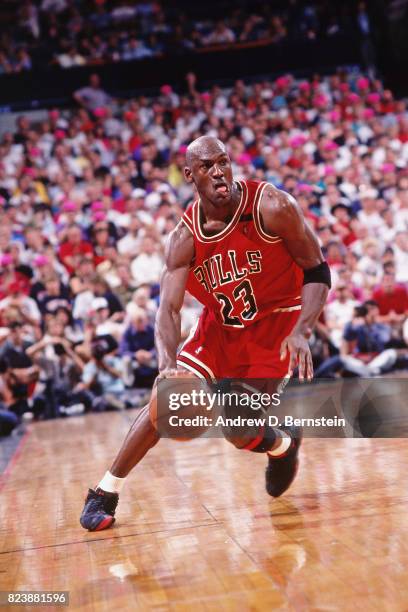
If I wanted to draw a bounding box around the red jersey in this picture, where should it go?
[372,285,408,315]
[181,180,303,329]
[59,240,94,274]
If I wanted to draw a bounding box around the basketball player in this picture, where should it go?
[80,136,331,531]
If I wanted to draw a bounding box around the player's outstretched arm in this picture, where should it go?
[260,186,331,381]
[155,222,195,377]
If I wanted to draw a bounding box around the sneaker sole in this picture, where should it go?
[91,516,115,532]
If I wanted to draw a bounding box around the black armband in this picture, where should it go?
[303,261,331,288]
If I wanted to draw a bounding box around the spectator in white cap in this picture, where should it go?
[357,237,383,288]
[90,297,124,341]
[130,236,163,286]
[126,286,157,325]
[117,215,144,258]
[357,187,384,235]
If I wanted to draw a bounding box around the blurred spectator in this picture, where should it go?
[36,274,70,316]
[373,271,408,323]
[316,301,401,377]
[92,276,124,317]
[26,317,86,417]
[356,1,376,73]
[18,0,40,40]
[111,264,137,306]
[0,322,34,369]
[343,301,391,355]
[40,0,68,13]
[120,308,157,388]
[356,238,382,289]
[73,74,112,111]
[0,281,41,327]
[58,225,93,275]
[126,286,157,324]
[204,20,236,45]
[89,296,124,342]
[325,284,358,349]
[0,322,39,417]
[79,335,127,411]
[117,215,144,257]
[57,46,86,68]
[131,237,164,286]
[122,37,153,61]
[357,188,383,234]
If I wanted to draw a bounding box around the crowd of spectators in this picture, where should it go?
[0,65,408,437]
[0,0,372,73]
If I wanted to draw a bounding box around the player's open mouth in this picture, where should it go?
[214,183,229,195]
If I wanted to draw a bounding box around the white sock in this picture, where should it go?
[98,471,126,494]
[267,432,291,457]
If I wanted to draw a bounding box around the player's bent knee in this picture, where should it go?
[149,375,213,440]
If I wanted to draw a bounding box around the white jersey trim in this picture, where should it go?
[180,215,194,234]
[179,350,216,381]
[272,305,302,313]
[176,359,206,380]
[253,182,283,244]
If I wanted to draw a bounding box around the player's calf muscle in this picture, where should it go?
[110,406,159,477]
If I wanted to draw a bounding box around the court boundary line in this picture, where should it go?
[0,429,31,493]
[0,520,221,556]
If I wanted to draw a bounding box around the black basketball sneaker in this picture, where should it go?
[80,488,119,531]
[265,425,302,497]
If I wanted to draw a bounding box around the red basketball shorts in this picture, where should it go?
[177,307,300,381]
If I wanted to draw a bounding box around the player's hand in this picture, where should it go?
[154,367,190,387]
[158,368,181,379]
[280,333,313,382]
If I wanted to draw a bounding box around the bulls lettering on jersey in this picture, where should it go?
[181,180,303,328]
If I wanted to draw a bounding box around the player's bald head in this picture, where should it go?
[184,135,234,205]
[185,136,227,168]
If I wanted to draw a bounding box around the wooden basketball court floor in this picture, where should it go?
[1,402,408,611]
